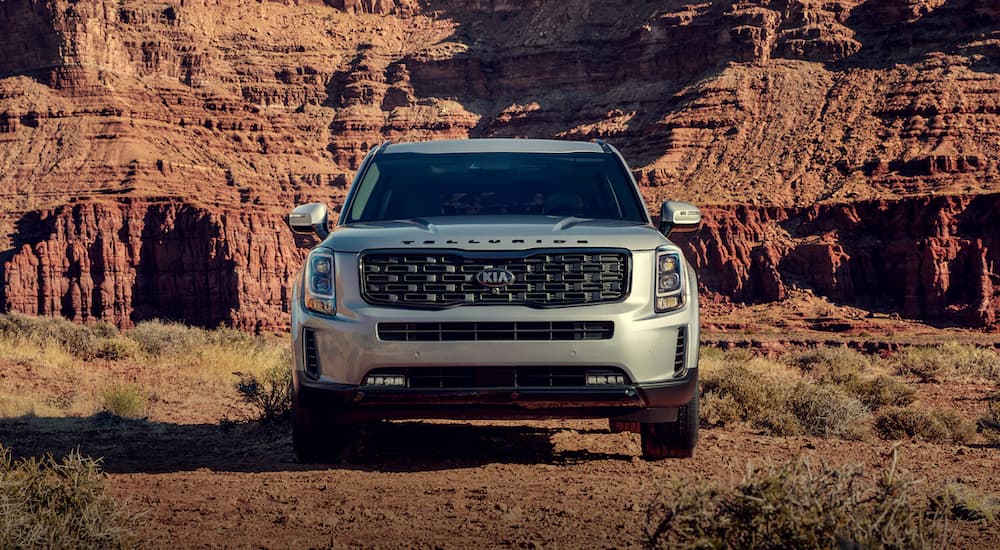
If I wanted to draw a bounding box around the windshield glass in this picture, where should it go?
[344,152,647,223]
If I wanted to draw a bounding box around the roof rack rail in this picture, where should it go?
[373,140,391,157]
[592,138,613,153]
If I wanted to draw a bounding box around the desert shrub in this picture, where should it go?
[786,382,870,440]
[846,375,917,410]
[981,393,1000,445]
[785,347,872,383]
[930,482,1000,522]
[0,313,100,359]
[889,344,1000,383]
[700,361,777,427]
[874,407,976,444]
[94,336,141,361]
[700,355,870,439]
[125,320,207,357]
[100,383,148,420]
[0,446,141,549]
[937,343,1000,381]
[646,452,942,549]
[234,363,291,423]
[90,321,120,339]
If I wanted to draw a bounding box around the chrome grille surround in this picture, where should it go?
[361,249,630,308]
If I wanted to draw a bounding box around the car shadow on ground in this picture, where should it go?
[0,414,634,474]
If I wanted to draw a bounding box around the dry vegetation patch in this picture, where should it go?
[0,446,141,549]
[702,346,994,445]
[646,452,943,549]
[700,352,870,439]
[0,314,290,423]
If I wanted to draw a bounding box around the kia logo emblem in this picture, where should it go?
[476,268,516,288]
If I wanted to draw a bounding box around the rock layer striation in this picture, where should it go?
[2,0,1000,329]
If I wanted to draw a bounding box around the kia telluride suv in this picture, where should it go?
[287,139,701,461]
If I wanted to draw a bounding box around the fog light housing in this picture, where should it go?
[364,374,407,387]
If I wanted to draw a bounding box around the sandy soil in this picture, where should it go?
[1,412,997,549]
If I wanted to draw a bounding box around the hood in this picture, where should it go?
[322,215,668,252]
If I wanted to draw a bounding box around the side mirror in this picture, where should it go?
[659,201,701,237]
[287,203,329,239]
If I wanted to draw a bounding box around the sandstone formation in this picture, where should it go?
[1,0,999,329]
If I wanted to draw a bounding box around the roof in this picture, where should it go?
[382,138,606,155]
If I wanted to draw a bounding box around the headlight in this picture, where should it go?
[304,248,336,315]
[655,247,684,313]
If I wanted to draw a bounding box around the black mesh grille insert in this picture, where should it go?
[361,250,629,308]
[377,321,614,342]
[364,366,631,389]
[302,328,319,379]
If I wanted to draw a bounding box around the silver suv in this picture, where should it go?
[287,139,702,461]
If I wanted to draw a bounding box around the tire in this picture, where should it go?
[609,420,640,434]
[291,393,359,463]
[640,391,699,460]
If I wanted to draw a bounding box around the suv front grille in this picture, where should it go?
[364,366,631,388]
[377,321,614,342]
[361,249,629,308]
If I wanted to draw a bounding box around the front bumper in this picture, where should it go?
[293,366,698,423]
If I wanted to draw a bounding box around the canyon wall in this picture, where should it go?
[1,0,1000,329]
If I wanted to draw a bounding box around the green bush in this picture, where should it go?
[874,406,976,444]
[100,383,148,420]
[0,446,141,549]
[234,363,291,423]
[646,453,942,549]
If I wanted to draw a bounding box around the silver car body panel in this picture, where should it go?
[291,138,699,421]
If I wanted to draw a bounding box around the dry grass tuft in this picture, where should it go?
[930,482,1000,523]
[646,451,942,549]
[0,446,142,549]
[99,383,148,420]
[874,407,976,444]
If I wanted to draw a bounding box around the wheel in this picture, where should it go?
[640,391,699,459]
[291,392,359,463]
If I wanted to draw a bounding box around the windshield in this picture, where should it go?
[344,152,647,223]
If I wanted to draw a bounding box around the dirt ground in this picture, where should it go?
[1,411,997,549]
[2,316,999,548]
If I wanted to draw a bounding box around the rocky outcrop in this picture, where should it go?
[1,200,305,331]
[1,0,1000,329]
[674,194,1000,327]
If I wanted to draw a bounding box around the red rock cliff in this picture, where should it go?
[1,0,999,329]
